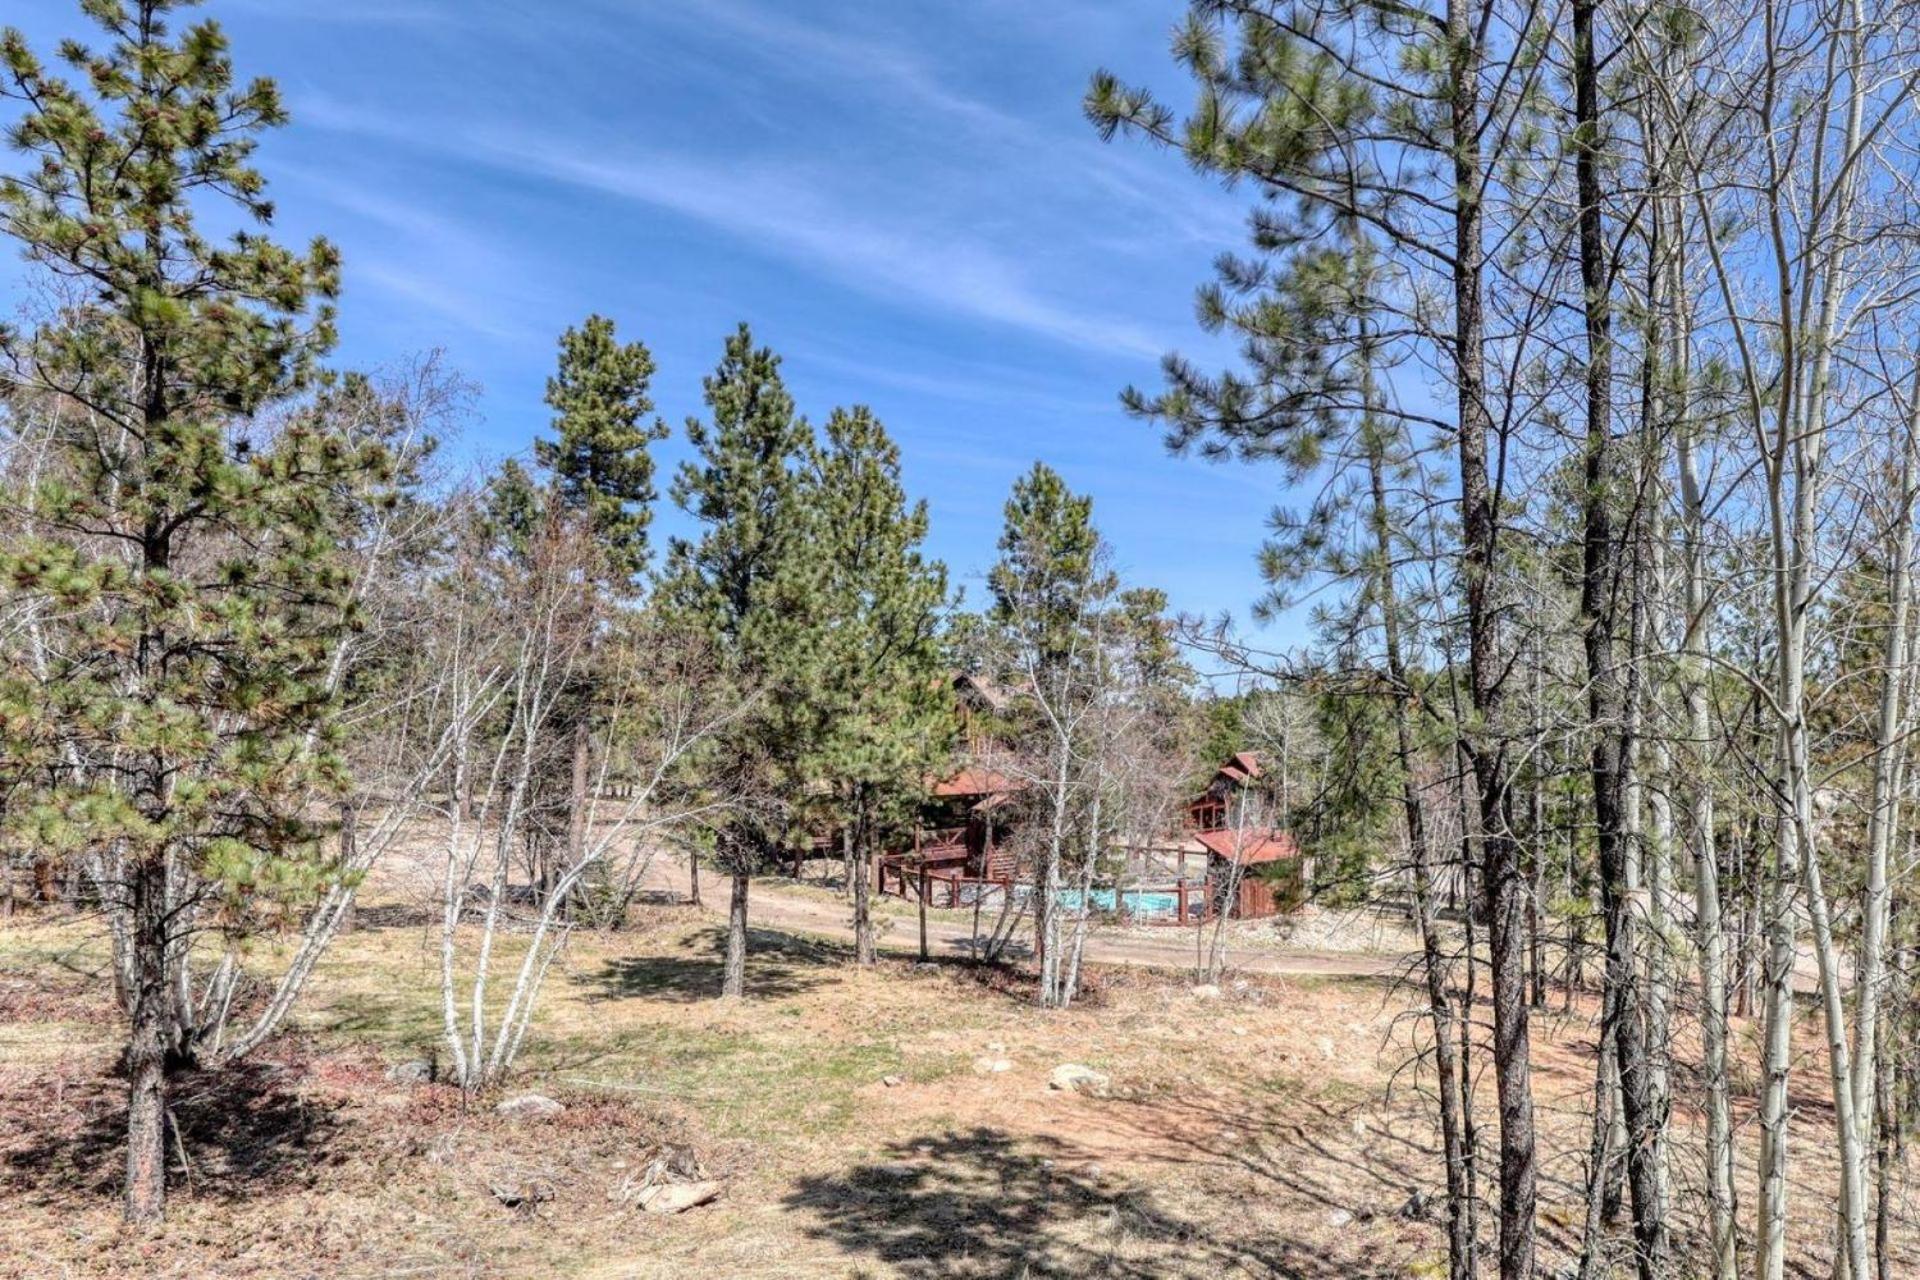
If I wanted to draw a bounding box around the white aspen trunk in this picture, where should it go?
[1061,785,1102,1007]
[1642,496,1676,1233]
[1847,372,1918,1215]
[1781,9,1871,1260]
[1675,304,1736,1280]
[1036,722,1071,1008]
[1757,749,1798,1280]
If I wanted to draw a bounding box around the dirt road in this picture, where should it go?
[640,852,1413,981]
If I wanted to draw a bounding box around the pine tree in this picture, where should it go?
[990,462,1109,672]
[535,314,667,592]
[777,406,953,964]
[989,462,1116,1006]
[662,324,814,997]
[526,316,665,891]
[0,0,373,1223]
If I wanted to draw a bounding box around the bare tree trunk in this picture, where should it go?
[1529,753,1547,1012]
[566,718,589,898]
[722,869,749,999]
[1036,732,1070,1007]
[1457,846,1483,1280]
[842,820,856,900]
[1446,0,1533,1264]
[1062,790,1102,1006]
[1758,748,1799,1280]
[125,856,171,1224]
[1367,423,1472,1278]
[918,862,930,962]
[1572,3,1664,1264]
[853,792,876,966]
[1671,237,1737,1279]
[1576,977,1619,1280]
[1851,382,1918,1168]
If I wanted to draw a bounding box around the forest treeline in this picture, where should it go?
[6,1,1920,1278]
[1088,2,1920,1279]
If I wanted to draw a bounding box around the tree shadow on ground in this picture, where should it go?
[781,1126,1361,1278]
[1,1055,344,1210]
[576,925,841,1004]
[347,901,434,929]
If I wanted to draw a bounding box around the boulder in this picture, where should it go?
[881,1074,904,1088]
[384,1059,433,1085]
[495,1093,564,1119]
[1191,984,1222,1000]
[1047,1064,1111,1097]
[972,1055,1014,1075]
[635,1180,723,1214]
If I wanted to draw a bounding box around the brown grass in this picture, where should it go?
[0,884,1910,1278]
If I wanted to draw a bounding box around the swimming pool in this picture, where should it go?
[1055,887,1182,917]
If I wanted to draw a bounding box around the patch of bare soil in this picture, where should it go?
[4,887,1917,1279]
[0,997,734,1278]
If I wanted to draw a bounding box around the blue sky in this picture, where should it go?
[6,0,1305,633]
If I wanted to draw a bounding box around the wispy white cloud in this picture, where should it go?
[618,0,1030,139]
[485,136,1170,358]
[795,346,1116,417]
[276,164,551,345]
[293,93,1173,358]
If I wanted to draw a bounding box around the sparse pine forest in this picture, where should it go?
[5,1,1920,1277]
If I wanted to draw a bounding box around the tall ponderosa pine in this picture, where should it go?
[990,462,1106,672]
[663,324,813,997]
[535,314,667,592]
[0,0,372,1223]
[1090,8,1548,1273]
[776,407,953,964]
[531,315,665,887]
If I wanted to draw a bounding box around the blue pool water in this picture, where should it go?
[1055,888,1181,916]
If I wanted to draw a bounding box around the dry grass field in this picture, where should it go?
[0,873,1907,1279]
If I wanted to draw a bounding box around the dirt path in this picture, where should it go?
[640,852,1413,981]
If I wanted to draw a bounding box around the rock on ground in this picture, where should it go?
[1047,1064,1111,1097]
[384,1059,433,1085]
[495,1093,565,1119]
[635,1180,723,1214]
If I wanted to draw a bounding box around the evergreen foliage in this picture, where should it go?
[0,0,383,1223]
[775,406,954,958]
[664,323,811,652]
[534,314,667,592]
[989,461,1112,677]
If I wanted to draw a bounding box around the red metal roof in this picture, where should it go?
[1216,751,1263,785]
[932,766,1021,797]
[1194,827,1298,865]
